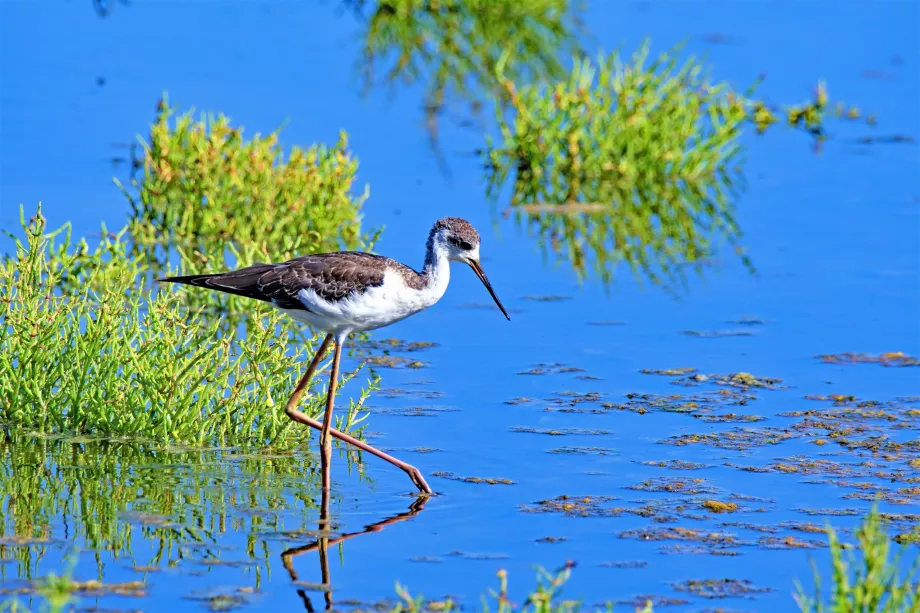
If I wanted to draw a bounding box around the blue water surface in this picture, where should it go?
[1,1,918,611]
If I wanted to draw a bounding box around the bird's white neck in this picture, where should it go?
[421,238,451,295]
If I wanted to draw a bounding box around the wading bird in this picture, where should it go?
[159,217,510,494]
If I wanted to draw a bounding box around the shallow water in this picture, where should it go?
[1,2,919,611]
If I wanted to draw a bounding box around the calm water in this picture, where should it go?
[1,2,919,611]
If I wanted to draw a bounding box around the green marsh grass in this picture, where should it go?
[795,505,919,613]
[120,95,374,260]
[0,204,374,446]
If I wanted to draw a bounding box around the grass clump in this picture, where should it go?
[795,505,919,613]
[0,205,373,446]
[485,42,750,289]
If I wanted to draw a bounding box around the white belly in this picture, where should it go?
[278,268,449,336]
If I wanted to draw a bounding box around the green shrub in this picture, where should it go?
[117,95,376,266]
[0,204,374,447]
[795,505,919,613]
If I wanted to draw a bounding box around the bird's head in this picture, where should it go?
[429,217,510,321]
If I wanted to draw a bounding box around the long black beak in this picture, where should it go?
[467,259,510,321]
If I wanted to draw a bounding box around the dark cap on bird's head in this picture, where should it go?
[431,217,480,251]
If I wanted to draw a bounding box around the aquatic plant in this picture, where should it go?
[354,0,582,149]
[795,505,919,613]
[117,95,377,276]
[485,42,750,289]
[0,205,374,447]
[394,561,643,613]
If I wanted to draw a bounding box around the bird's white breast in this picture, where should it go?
[279,267,450,336]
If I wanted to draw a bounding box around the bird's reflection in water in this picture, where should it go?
[282,488,428,611]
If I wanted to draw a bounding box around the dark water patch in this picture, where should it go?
[718,522,778,534]
[727,316,767,326]
[618,526,744,555]
[673,578,772,599]
[681,329,756,338]
[661,427,799,450]
[446,551,509,561]
[604,388,757,418]
[510,426,612,436]
[640,368,784,390]
[641,460,713,470]
[535,536,568,544]
[520,495,619,518]
[779,521,829,534]
[598,560,647,569]
[841,488,918,505]
[522,295,573,302]
[641,367,699,376]
[617,594,691,607]
[409,555,443,563]
[516,363,586,375]
[625,477,719,496]
[503,396,537,405]
[587,320,625,326]
[852,133,915,145]
[547,446,617,456]
[432,471,516,485]
[815,351,920,367]
[695,413,765,423]
[374,405,459,417]
[185,587,258,611]
[756,535,825,549]
[458,301,524,315]
[365,355,428,369]
[376,387,444,399]
[358,338,440,353]
[796,507,862,516]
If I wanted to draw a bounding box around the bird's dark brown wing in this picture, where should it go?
[157,252,400,311]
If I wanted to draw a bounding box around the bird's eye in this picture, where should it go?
[458,240,473,251]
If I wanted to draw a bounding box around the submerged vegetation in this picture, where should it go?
[355,0,582,148]
[0,436,344,583]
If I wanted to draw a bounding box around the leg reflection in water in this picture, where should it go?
[281,489,428,611]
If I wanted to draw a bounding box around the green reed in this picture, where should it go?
[0,204,375,447]
[795,505,919,613]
